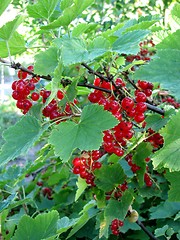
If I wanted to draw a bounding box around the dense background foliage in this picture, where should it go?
[0,0,180,239]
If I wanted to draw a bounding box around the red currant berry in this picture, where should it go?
[17,70,28,79]
[121,97,134,110]
[57,90,64,100]
[135,92,147,102]
[31,92,40,101]
[134,113,145,123]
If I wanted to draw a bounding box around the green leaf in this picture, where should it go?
[57,216,77,235]
[12,210,59,240]
[112,30,150,55]
[157,30,180,50]
[72,23,97,37]
[67,202,98,238]
[155,225,169,237]
[88,36,111,60]
[61,37,88,65]
[60,0,74,11]
[152,110,180,171]
[124,20,157,32]
[27,0,59,19]
[94,163,126,192]
[133,49,180,99]
[145,113,171,131]
[149,201,180,219]
[0,32,26,57]
[165,172,180,202]
[174,212,180,221]
[49,104,118,161]
[133,142,152,186]
[0,116,47,166]
[105,190,133,222]
[0,0,12,16]
[59,36,111,65]
[45,62,63,106]
[59,80,77,107]
[41,0,94,29]
[0,193,17,212]
[34,47,58,75]
[75,177,87,201]
[168,3,180,32]
[0,16,24,41]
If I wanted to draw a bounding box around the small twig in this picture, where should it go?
[136,219,159,240]
[81,62,110,82]
[0,57,164,115]
[78,82,112,94]
[78,81,165,115]
[0,57,52,80]
[121,71,139,90]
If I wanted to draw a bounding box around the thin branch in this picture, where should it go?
[0,57,52,80]
[78,81,165,115]
[78,82,113,94]
[121,71,139,90]
[81,62,110,82]
[136,219,159,240]
[0,57,164,115]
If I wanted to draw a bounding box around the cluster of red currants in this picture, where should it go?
[41,89,78,122]
[145,128,164,149]
[103,120,133,157]
[11,67,40,114]
[106,181,128,200]
[126,39,155,63]
[162,96,180,109]
[121,80,153,123]
[88,77,123,120]
[12,67,78,123]
[42,187,53,200]
[125,154,153,187]
[72,150,102,186]
[110,218,124,236]
[88,77,154,158]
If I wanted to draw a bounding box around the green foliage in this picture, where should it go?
[94,163,126,192]
[0,116,47,166]
[152,110,180,172]
[0,32,25,57]
[165,171,180,202]
[0,1,180,239]
[0,16,24,41]
[41,0,95,29]
[27,0,59,20]
[133,49,180,99]
[112,30,150,54]
[0,0,12,16]
[168,2,180,32]
[34,47,59,75]
[49,104,118,161]
[12,211,59,240]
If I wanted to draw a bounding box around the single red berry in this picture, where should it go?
[118,220,124,227]
[135,102,147,113]
[31,92,40,101]
[17,70,28,79]
[114,148,124,157]
[146,179,153,187]
[121,97,134,110]
[57,90,64,100]
[134,113,145,123]
[27,65,34,71]
[135,92,147,102]
[94,78,101,86]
